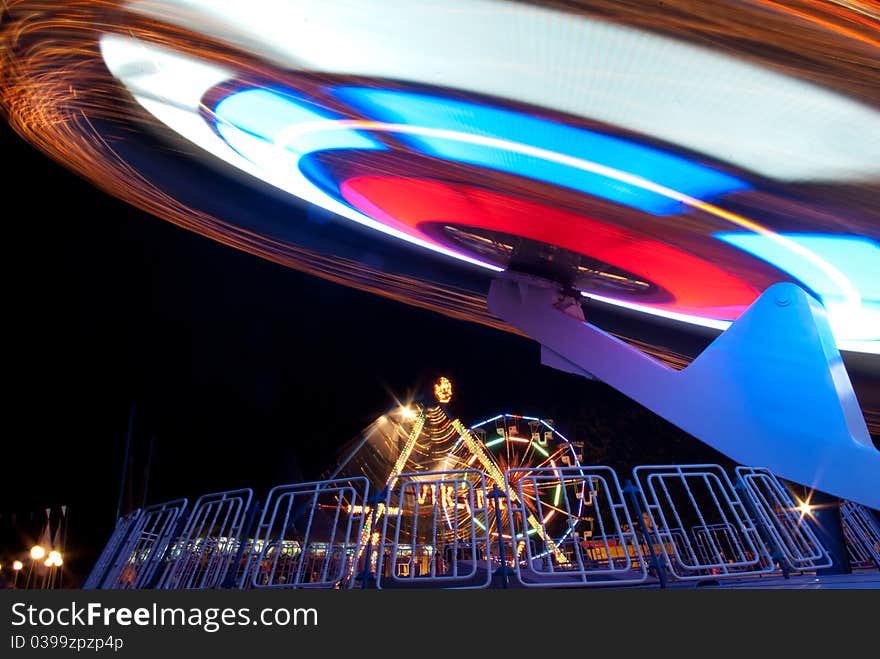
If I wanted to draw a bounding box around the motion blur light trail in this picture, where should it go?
[329,87,752,216]
[1,1,878,434]
[100,31,877,348]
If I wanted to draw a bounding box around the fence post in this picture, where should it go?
[359,488,386,589]
[223,500,262,589]
[86,514,139,590]
[143,510,191,590]
[807,492,852,575]
[842,503,880,572]
[624,479,666,589]
[487,485,509,589]
[734,480,790,579]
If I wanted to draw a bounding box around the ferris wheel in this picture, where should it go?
[442,413,587,564]
[329,379,591,571]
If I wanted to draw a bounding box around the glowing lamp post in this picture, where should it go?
[22,545,48,589]
[40,551,63,589]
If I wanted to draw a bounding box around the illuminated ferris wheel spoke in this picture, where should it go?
[532,446,568,470]
[518,490,569,518]
[525,480,561,494]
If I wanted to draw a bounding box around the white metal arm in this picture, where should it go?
[488,274,880,509]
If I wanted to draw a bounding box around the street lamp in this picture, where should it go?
[40,551,64,589]
[12,560,23,588]
[25,546,47,589]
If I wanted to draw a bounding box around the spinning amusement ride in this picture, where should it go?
[1,1,878,507]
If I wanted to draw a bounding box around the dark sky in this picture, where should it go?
[1,118,728,579]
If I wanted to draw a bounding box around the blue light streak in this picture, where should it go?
[334,87,750,215]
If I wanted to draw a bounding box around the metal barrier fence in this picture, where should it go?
[505,466,647,587]
[633,465,774,580]
[89,463,876,589]
[244,477,370,589]
[376,470,493,589]
[156,489,253,590]
[841,500,880,569]
[100,499,188,589]
[82,509,142,589]
[735,467,832,572]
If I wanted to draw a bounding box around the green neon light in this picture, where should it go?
[530,441,550,457]
[554,484,562,506]
[474,517,486,530]
[485,437,506,448]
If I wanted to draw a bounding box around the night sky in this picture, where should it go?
[0,118,730,581]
